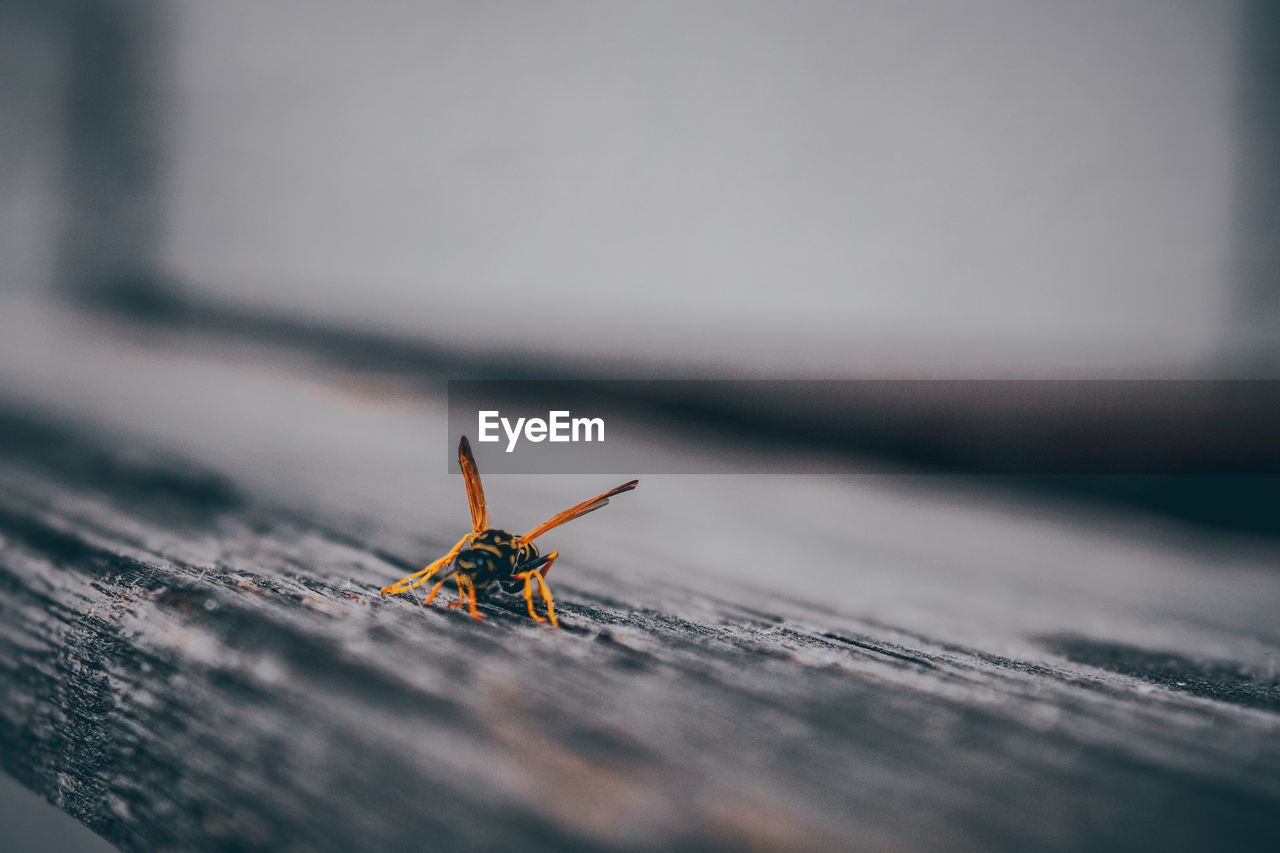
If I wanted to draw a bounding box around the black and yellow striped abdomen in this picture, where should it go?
[451,529,539,598]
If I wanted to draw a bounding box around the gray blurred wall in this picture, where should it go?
[6,0,1278,375]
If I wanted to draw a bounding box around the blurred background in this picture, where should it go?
[2,0,1277,533]
[2,0,1276,375]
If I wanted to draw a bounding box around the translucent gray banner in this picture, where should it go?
[447,380,1280,475]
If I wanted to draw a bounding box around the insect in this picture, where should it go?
[380,436,637,628]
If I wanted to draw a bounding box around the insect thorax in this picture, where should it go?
[453,529,538,595]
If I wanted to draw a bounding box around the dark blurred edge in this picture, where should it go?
[0,771,116,853]
[447,379,1280,475]
[68,276,1280,540]
[28,0,167,295]
[1231,0,1280,372]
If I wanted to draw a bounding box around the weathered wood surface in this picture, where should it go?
[1,296,1279,852]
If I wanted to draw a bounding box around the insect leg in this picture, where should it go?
[421,569,457,607]
[380,533,472,596]
[446,575,467,608]
[533,571,558,629]
[515,551,559,627]
[445,575,485,621]
[516,571,546,623]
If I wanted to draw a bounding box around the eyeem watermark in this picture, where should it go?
[478,410,605,452]
[450,379,1280,474]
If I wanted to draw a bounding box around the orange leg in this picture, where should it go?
[445,575,484,621]
[380,533,472,596]
[533,572,558,628]
[446,576,467,608]
[517,571,546,623]
[421,573,454,606]
[515,551,559,627]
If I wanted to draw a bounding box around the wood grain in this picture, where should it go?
[1,298,1279,851]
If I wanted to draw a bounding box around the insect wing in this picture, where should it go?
[520,480,638,543]
[459,436,488,533]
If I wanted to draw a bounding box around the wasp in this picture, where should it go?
[380,436,637,628]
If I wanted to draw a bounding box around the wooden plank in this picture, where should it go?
[1,299,1279,851]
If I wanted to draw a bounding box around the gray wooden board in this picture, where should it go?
[1,297,1279,851]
